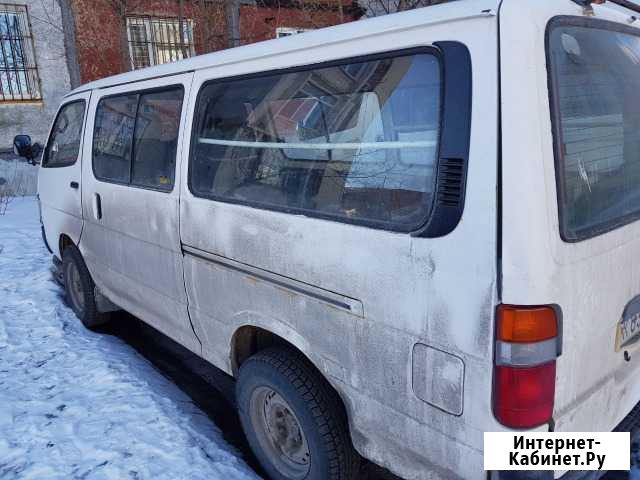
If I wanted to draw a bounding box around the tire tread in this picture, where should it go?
[239,347,359,480]
[62,245,109,329]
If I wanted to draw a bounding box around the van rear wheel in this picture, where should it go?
[236,347,359,480]
[62,245,109,329]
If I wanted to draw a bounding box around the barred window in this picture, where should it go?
[126,17,194,70]
[0,4,40,101]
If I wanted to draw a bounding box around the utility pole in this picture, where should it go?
[178,0,189,57]
[56,0,81,88]
[226,0,240,48]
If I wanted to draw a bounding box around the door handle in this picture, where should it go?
[93,193,102,220]
[70,181,79,189]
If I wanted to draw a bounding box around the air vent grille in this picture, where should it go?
[437,158,465,207]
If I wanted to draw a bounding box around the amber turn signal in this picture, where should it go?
[496,305,558,344]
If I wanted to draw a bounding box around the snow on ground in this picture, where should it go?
[0,196,260,480]
[0,157,38,196]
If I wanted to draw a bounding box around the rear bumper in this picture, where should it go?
[559,398,640,479]
[614,398,640,434]
[495,400,640,480]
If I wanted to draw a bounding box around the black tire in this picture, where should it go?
[62,244,110,329]
[236,347,359,480]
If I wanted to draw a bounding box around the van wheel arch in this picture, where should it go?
[230,326,355,423]
[59,233,74,259]
[232,326,317,376]
[232,327,361,479]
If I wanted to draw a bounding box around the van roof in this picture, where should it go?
[66,0,499,96]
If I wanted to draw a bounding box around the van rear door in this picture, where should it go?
[500,0,640,435]
[38,91,91,259]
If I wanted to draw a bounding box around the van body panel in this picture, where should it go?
[38,91,92,260]
[79,73,201,354]
[179,11,500,479]
[500,0,640,436]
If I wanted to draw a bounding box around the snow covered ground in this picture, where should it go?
[0,196,261,479]
[0,157,38,196]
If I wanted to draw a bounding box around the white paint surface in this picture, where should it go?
[500,0,640,436]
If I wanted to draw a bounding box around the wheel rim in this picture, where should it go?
[66,260,85,314]
[249,386,311,479]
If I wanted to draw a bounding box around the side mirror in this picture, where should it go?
[13,135,42,165]
[13,135,32,158]
[30,143,43,165]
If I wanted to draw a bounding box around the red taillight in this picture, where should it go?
[493,363,556,428]
[493,305,560,428]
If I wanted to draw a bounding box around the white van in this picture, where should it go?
[13,0,640,478]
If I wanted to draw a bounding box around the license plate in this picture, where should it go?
[616,295,640,351]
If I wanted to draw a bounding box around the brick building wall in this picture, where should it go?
[70,0,203,83]
[70,0,360,85]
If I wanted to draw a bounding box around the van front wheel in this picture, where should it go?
[236,348,359,480]
[62,245,109,329]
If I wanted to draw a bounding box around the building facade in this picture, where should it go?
[69,0,362,84]
[1,0,361,151]
[0,1,72,151]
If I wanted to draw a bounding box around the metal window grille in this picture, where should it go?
[126,16,195,70]
[0,4,40,102]
[275,27,312,38]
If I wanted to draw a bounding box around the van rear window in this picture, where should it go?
[548,21,640,241]
[189,51,442,232]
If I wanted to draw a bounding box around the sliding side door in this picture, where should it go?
[80,73,199,354]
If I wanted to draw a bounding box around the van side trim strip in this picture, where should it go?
[182,245,364,317]
[197,138,437,150]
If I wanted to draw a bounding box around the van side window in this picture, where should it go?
[43,101,85,168]
[93,87,184,190]
[93,94,137,184]
[132,89,183,190]
[190,51,442,232]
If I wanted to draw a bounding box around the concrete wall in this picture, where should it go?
[0,0,71,151]
[0,155,38,196]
